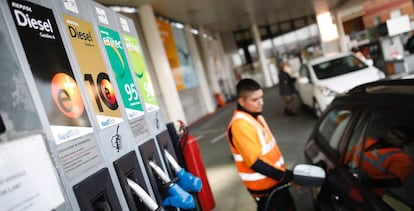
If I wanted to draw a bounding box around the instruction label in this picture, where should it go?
[0,135,65,210]
[57,135,103,180]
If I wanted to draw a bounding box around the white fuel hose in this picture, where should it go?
[126,178,159,211]
[149,161,171,183]
[164,150,182,172]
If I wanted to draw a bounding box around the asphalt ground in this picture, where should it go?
[189,85,318,211]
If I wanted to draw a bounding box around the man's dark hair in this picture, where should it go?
[385,125,414,147]
[236,78,261,98]
[395,126,414,143]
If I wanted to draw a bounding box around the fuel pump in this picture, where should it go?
[148,161,195,209]
[164,149,202,192]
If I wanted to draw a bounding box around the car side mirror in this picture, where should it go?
[292,164,325,187]
[298,77,310,84]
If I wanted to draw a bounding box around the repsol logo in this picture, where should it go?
[13,10,53,33]
[11,2,32,12]
[68,26,93,42]
[102,36,122,49]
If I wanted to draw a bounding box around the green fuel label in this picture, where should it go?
[99,26,143,119]
[123,34,159,112]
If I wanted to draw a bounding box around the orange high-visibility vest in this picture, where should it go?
[226,110,286,194]
[348,138,413,181]
[346,137,414,195]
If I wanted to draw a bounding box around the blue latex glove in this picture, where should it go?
[162,183,195,209]
[176,169,202,192]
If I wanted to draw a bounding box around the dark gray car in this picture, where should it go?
[304,79,414,210]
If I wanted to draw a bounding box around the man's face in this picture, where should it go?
[238,89,264,113]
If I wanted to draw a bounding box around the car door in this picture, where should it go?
[296,64,313,107]
[307,106,391,210]
[351,107,414,210]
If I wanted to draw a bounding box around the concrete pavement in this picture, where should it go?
[189,85,318,211]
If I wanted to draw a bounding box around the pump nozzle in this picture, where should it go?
[149,161,171,183]
[164,150,202,192]
[126,178,160,211]
[164,150,182,172]
[148,161,195,209]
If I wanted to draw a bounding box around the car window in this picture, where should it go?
[343,110,370,177]
[344,108,414,209]
[317,108,354,151]
[312,55,368,79]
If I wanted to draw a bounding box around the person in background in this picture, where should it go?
[226,78,296,211]
[404,34,414,54]
[278,62,297,116]
[351,47,367,60]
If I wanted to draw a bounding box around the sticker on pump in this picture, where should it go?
[0,134,65,210]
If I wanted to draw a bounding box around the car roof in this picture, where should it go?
[308,52,353,66]
[347,78,414,96]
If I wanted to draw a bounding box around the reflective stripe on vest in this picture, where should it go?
[233,154,243,162]
[349,138,407,174]
[363,149,407,174]
[275,157,285,168]
[349,138,376,169]
[239,172,267,181]
[231,112,276,155]
[233,154,285,167]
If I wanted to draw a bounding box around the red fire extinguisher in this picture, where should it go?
[178,122,215,211]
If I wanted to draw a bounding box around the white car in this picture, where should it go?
[295,52,385,117]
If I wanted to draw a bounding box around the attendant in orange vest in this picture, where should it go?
[345,126,414,196]
[226,78,295,211]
